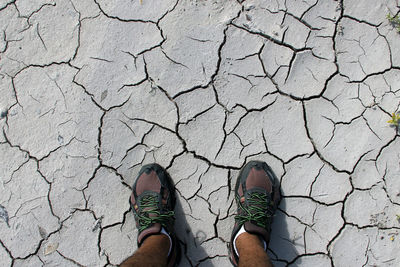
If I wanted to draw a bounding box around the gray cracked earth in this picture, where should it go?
[0,0,400,266]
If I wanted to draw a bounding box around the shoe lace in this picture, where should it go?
[235,192,273,228]
[137,195,175,232]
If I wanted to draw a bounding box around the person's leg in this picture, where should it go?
[120,234,169,267]
[120,163,180,267]
[236,232,273,267]
[230,161,281,267]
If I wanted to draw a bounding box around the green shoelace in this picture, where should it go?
[235,192,273,228]
[137,194,175,232]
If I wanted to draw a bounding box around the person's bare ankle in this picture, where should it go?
[236,232,264,254]
[141,234,170,258]
[120,234,170,267]
[236,232,272,267]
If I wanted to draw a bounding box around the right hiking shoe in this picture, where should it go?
[229,160,280,266]
[130,163,180,267]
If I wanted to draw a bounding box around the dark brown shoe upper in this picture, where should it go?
[230,161,280,266]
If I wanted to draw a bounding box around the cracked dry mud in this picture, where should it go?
[0,0,399,266]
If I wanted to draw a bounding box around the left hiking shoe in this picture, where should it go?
[130,163,180,267]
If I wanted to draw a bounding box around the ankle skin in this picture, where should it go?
[236,232,273,267]
[120,234,169,267]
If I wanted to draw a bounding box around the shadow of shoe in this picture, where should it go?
[174,195,210,267]
[268,198,303,266]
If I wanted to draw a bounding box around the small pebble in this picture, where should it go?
[44,243,59,255]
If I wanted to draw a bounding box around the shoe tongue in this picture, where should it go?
[243,188,271,243]
[245,187,267,196]
[140,191,161,216]
[137,192,163,245]
[138,223,162,245]
[244,188,269,207]
[244,221,270,243]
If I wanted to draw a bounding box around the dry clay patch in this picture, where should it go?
[0,0,400,266]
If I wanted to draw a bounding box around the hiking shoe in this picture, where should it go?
[130,163,180,266]
[229,161,280,266]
